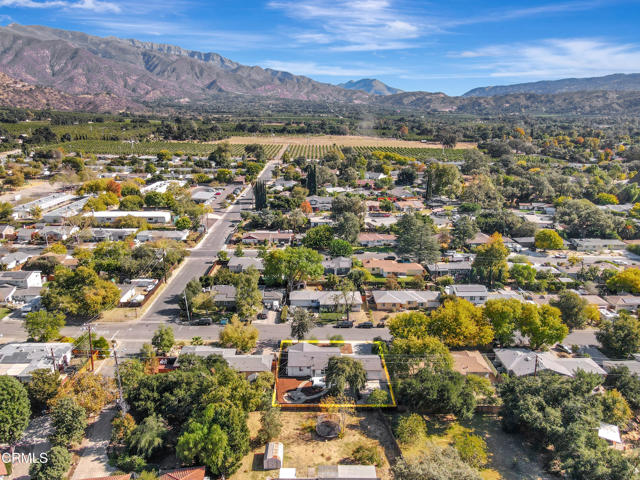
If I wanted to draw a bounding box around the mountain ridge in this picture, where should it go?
[338,78,402,96]
[463,73,640,97]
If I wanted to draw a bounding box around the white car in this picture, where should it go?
[311,377,326,389]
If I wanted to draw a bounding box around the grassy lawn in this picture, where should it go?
[0,307,10,320]
[231,411,396,480]
[390,414,547,480]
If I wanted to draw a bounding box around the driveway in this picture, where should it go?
[71,407,117,480]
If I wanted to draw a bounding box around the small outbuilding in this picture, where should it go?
[264,441,284,470]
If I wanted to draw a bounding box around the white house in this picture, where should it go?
[446,284,488,305]
[89,210,172,224]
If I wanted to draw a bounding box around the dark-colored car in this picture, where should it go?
[357,321,374,329]
[336,321,354,328]
[376,322,386,328]
[354,250,365,254]
[194,317,213,326]
[384,255,397,261]
[257,312,268,319]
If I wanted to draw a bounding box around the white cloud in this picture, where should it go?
[455,38,640,79]
[0,0,120,13]
[263,60,398,77]
[268,0,424,52]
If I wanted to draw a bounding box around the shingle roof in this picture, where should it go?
[158,467,206,480]
[372,290,439,304]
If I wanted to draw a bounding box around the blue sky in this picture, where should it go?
[1,0,640,95]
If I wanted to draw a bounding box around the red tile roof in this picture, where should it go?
[159,467,206,480]
[81,476,131,480]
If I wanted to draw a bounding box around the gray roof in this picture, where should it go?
[372,290,439,304]
[0,342,73,378]
[494,348,606,377]
[452,284,488,294]
[603,360,640,376]
[317,465,378,479]
[322,256,352,269]
[179,345,273,373]
[228,256,264,270]
[289,290,363,306]
[212,285,237,302]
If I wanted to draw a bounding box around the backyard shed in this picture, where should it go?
[264,441,284,470]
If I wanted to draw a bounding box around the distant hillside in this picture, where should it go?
[0,24,369,105]
[375,89,640,115]
[338,78,402,96]
[463,73,640,97]
[0,71,136,112]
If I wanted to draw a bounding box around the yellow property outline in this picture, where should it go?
[272,339,396,408]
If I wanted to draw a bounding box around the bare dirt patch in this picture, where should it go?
[214,135,476,148]
[230,410,395,480]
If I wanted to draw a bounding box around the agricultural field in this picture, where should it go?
[286,143,468,161]
[38,140,282,158]
[1,120,157,140]
[213,134,476,148]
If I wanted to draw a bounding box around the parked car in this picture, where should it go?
[355,250,365,254]
[219,318,229,325]
[194,317,213,326]
[557,343,572,354]
[335,320,354,328]
[357,321,374,329]
[384,255,397,261]
[375,322,386,328]
[257,312,268,319]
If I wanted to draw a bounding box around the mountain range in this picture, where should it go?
[338,79,402,96]
[1,24,640,115]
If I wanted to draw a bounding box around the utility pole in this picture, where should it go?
[533,354,539,377]
[112,341,127,413]
[87,324,94,372]
[50,347,57,372]
[184,291,191,324]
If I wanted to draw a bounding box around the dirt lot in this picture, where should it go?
[391,413,549,480]
[214,135,476,148]
[230,410,396,480]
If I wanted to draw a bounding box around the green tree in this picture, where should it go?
[604,366,640,410]
[426,298,494,348]
[177,402,250,477]
[472,233,509,287]
[219,317,258,352]
[334,212,361,243]
[175,216,192,230]
[550,290,590,330]
[263,247,324,292]
[325,356,367,399]
[395,413,427,444]
[597,313,640,358]
[482,298,522,346]
[329,238,353,257]
[534,229,564,250]
[0,376,31,447]
[127,414,168,459]
[518,303,568,350]
[606,268,640,294]
[302,225,334,250]
[27,369,61,413]
[29,446,71,480]
[509,263,536,289]
[0,201,13,222]
[454,433,488,468]
[24,310,65,342]
[151,325,175,355]
[451,215,478,249]
[290,308,315,341]
[235,268,262,319]
[49,396,87,446]
[393,447,481,480]
[257,406,282,444]
[424,163,462,199]
[254,180,267,211]
[396,213,440,263]
[601,389,632,427]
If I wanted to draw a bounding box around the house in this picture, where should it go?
[242,231,294,245]
[357,232,397,247]
[572,238,626,252]
[0,270,42,288]
[191,187,219,204]
[39,225,79,241]
[394,199,424,212]
[0,342,73,380]
[307,195,333,212]
[16,227,38,243]
[309,215,334,228]
[604,296,640,313]
[0,251,32,270]
[0,224,15,239]
[158,467,206,480]
[90,210,172,224]
[322,257,352,276]
[289,290,362,312]
[372,290,440,311]
[179,346,273,376]
[228,256,265,273]
[513,237,535,248]
[90,228,138,241]
[0,285,16,303]
[603,360,640,376]
[362,259,425,278]
[451,350,496,380]
[466,232,492,247]
[264,442,284,470]
[211,285,238,308]
[286,343,384,380]
[81,475,131,480]
[136,230,189,242]
[493,348,606,377]
[445,284,488,305]
[273,464,378,480]
[426,261,472,279]
[12,192,75,219]
[42,197,90,223]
